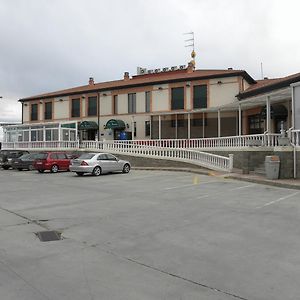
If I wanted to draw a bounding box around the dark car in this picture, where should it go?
[11,153,40,171]
[0,150,30,170]
[33,152,71,173]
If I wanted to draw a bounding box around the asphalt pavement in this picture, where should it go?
[0,168,300,300]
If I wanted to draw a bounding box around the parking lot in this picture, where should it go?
[0,168,300,300]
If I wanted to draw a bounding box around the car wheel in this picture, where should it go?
[38,169,44,173]
[17,168,23,171]
[76,172,84,176]
[122,163,130,173]
[92,166,101,176]
[51,165,59,173]
[28,165,34,171]
[2,166,9,170]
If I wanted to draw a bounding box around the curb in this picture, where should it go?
[132,167,300,190]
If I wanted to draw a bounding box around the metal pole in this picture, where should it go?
[158,115,161,140]
[202,112,205,138]
[218,110,221,137]
[187,113,191,139]
[97,93,100,141]
[175,114,178,139]
[150,116,152,139]
[266,96,271,133]
[238,104,242,136]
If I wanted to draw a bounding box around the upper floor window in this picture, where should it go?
[44,102,52,120]
[113,95,118,114]
[88,96,97,116]
[31,103,38,121]
[193,85,207,109]
[171,87,184,110]
[71,98,80,118]
[128,93,136,113]
[145,91,150,113]
[145,121,150,136]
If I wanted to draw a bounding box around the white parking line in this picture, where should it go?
[255,191,299,209]
[164,180,219,191]
[231,184,256,191]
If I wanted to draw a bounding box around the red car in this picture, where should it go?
[34,152,71,173]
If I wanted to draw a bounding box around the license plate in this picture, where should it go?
[36,162,42,165]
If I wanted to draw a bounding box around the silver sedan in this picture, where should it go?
[69,152,131,176]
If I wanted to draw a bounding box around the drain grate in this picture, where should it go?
[36,231,61,242]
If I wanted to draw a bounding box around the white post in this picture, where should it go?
[158,115,161,140]
[266,96,271,133]
[131,116,135,141]
[202,112,205,138]
[58,123,61,141]
[187,113,191,139]
[175,114,178,139]
[238,104,242,136]
[218,110,221,137]
[150,116,152,139]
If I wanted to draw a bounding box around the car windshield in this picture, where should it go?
[19,154,31,160]
[35,153,48,160]
[78,153,96,160]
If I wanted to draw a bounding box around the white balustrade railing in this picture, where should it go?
[291,130,300,146]
[1,133,283,151]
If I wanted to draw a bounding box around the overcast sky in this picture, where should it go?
[1,0,300,127]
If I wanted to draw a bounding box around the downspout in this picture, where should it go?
[21,101,24,124]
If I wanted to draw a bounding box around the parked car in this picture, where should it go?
[70,153,131,176]
[33,152,71,173]
[0,150,30,170]
[11,153,41,171]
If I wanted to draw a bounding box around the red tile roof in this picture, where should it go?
[238,72,300,99]
[19,69,255,101]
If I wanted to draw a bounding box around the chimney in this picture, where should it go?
[89,77,94,85]
[124,72,130,81]
[187,62,194,73]
[228,67,233,70]
[264,77,269,80]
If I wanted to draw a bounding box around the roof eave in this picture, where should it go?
[19,71,256,102]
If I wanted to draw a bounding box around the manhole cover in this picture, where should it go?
[36,231,61,242]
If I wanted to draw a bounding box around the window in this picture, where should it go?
[134,121,137,137]
[145,91,150,112]
[248,114,264,134]
[106,154,117,161]
[44,102,52,120]
[171,119,185,127]
[128,93,136,113]
[145,121,150,136]
[57,153,67,159]
[193,85,207,109]
[192,118,207,126]
[50,153,58,159]
[171,87,184,110]
[113,95,118,114]
[97,154,107,160]
[88,96,97,116]
[31,104,38,121]
[71,98,80,118]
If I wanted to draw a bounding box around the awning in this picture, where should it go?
[260,104,288,120]
[105,119,126,130]
[78,121,99,130]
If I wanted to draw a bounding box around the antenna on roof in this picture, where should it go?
[183,31,196,69]
[260,62,264,80]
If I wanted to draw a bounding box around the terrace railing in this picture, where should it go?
[290,129,300,146]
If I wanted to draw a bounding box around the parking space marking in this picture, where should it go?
[163,180,220,191]
[231,184,256,191]
[255,191,299,209]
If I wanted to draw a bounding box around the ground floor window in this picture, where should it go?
[248,114,264,134]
